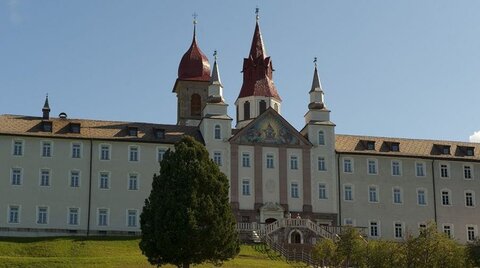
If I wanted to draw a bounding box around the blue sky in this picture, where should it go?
[1,1,480,142]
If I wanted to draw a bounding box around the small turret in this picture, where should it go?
[42,94,50,120]
[304,58,330,124]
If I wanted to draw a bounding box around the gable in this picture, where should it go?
[230,108,311,147]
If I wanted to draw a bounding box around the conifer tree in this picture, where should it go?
[139,136,240,268]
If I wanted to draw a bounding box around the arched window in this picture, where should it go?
[191,94,201,116]
[244,101,250,120]
[214,125,221,140]
[318,130,325,145]
[259,100,267,114]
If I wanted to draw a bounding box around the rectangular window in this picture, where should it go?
[464,166,473,180]
[370,221,379,237]
[242,179,251,196]
[69,208,79,225]
[318,157,326,171]
[344,218,354,226]
[11,168,22,185]
[8,206,19,223]
[393,188,402,204]
[443,225,452,238]
[266,154,274,169]
[466,192,475,207]
[127,210,137,227]
[98,209,108,226]
[416,162,425,177]
[37,207,48,224]
[290,156,298,170]
[440,164,449,178]
[100,145,110,160]
[213,152,222,166]
[417,189,426,205]
[128,174,138,190]
[318,131,325,145]
[319,184,327,199]
[40,169,50,186]
[344,185,353,201]
[157,148,166,162]
[242,153,250,167]
[42,141,52,157]
[70,171,80,188]
[392,161,401,176]
[467,226,477,242]
[368,159,377,175]
[99,172,109,189]
[291,182,299,198]
[394,222,403,238]
[129,146,139,162]
[369,186,378,203]
[442,191,451,206]
[13,140,23,156]
[343,159,353,173]
[72,143,81,158]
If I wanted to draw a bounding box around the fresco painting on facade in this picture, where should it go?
[238,111,299,145]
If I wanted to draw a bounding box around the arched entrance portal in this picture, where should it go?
[265,218,277,224]
[288,229,304,244]
[259,202,285,223]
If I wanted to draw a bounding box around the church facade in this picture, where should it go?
[1,16,479,244]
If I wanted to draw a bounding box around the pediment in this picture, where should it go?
[230,108,311,147]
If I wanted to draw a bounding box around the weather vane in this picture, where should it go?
[192,12,198,25]
[314,57,317,67]
[213,50,218,60]
[255,6,259,21]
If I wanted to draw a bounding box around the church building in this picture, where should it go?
[0,13,479,245]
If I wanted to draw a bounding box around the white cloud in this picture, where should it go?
[7,0,22,24]
[469,131,480,143]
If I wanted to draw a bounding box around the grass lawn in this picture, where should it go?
[0,237,298,268]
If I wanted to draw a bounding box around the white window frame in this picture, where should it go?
[36,206,49,225]
[343,184,354,201]
[290,182,300,198]
[318,183,327,200]
[242,152,251,168]
[369,220,380,238]
[214,125,221,140]
[11,167,23,186]
[367,159,378,175]
[415,162,426,177]
[39,168,51,187]
[99,144,111,161]
[99,171,110,190]
[213,151,222,166]
[12,139,24,156]
[417,188,427,206]
[442,223,454,238]
[393,222,404,239]
[391,160,402,176]
[70,170,81,188]
[343,158,354,173]
[157,147,167,163]
[441,189,452,206]
[392,187,403,204]
[126,209,138,227]
[440,163,450,178]
[368,185,379,203]
[318,156,326,171]
[7,205,20,224]
[68,207,80,226]
[128,173,139,191]
[290,155,299,170]
[465,190,475,208]
[266,153,274,169]
[128,145,140,162]
[242,179,251,196]
[318,130,325,145]
[71,142,82,159]
[41,140,53,158]
[467,225,477,242]
[464,165,473,180]
[344,218,355,226]
[97,208,109,226]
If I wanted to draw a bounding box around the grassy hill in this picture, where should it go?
[0,237,295,268]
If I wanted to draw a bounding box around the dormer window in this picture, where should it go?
[391,143,399,152]
[458,146,475,157]
[42,121,52,132]
[466,147,475,156]
[441,146,451,155]
[366,141,375,150]
[69,123,81,134]
[128,127,138,137]
[154,128,165,139]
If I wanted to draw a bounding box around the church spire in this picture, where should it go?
[207,50,224,104]
[42,94,50,120]
[308,58,326,110]
[310,57,323,93]
[210,50,222,86]
[249,8,266,61]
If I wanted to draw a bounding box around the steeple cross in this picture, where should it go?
[213,50,218,60]
[255,7,259,21]
[192,12,198,25]
[314,57,318,67]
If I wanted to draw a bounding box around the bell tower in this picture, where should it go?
[173,16,211,126]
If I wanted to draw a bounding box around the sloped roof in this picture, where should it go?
[0,114,203,144]
[336,134,479,160]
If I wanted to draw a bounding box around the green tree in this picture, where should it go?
[139,136,240,268]
[365,240,405,268]
[466,238,480,267]
[335,227,367,267]
[312,238,339,267]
